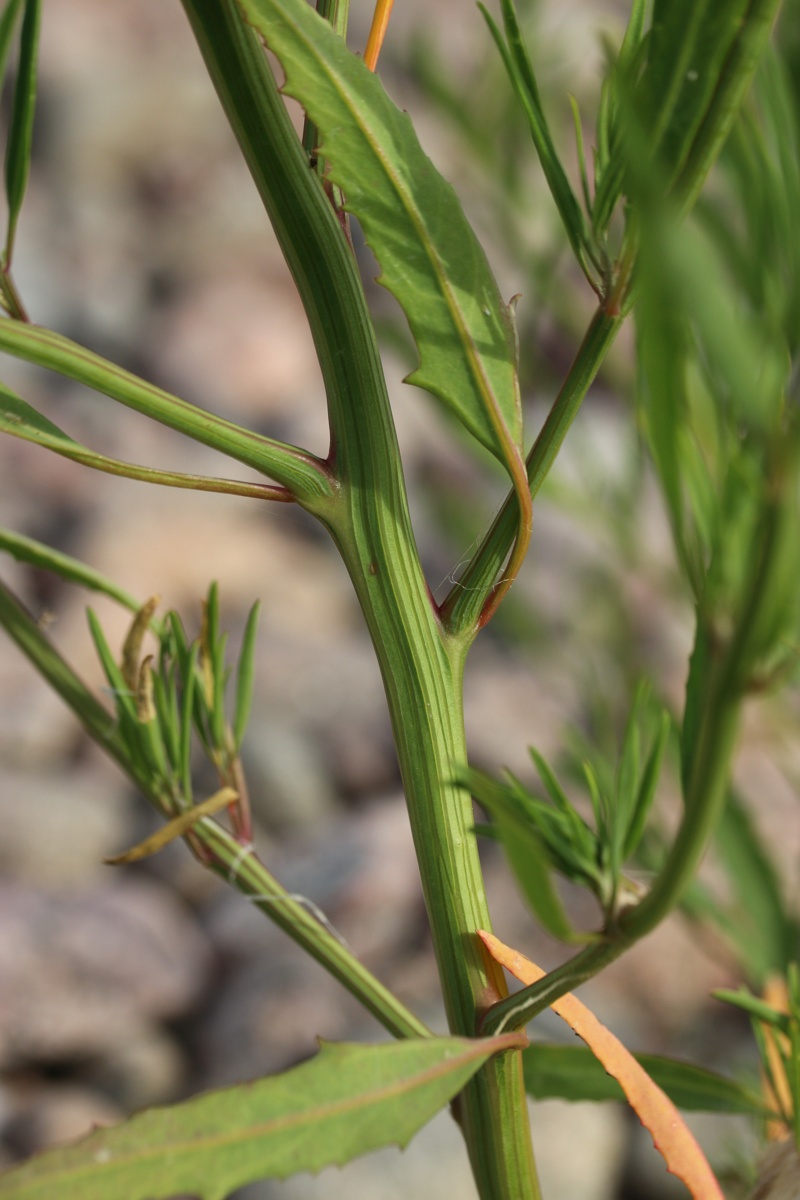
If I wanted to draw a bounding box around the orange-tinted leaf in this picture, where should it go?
[478,930,725,1200]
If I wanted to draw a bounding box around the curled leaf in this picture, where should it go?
[135,656,156,724]
[121,596,159,692]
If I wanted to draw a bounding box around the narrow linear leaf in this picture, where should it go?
[179,641,199,801]
[640,0,781,211]
[3,0,39,262]
[481,0,594,280]
[233,600,260,750]
[713,988,791,1033]
[238,0,523,468]
[529,748,574,816]
[0,0,24,90]
[0,1035,525,1200]
[619,0,648,70]
[623,711,670,860]
[0,527,140,612]
[104,787,238,864]
[616,696,643,847]
[522,1043,772,1116]
[0,321,333,501]
[480,931,725,1200]
[150,666,181,774]
[86,609,138,726]
[210,629,229,749]
[0,380,287,501]
[569,94,593,216]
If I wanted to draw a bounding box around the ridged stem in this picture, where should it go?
[180,2,540,1194]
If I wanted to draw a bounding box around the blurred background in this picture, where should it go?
[1,1,798,1196]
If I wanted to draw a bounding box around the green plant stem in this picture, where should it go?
[301,0,351,235]
[442,305,622,634]
[180,2,540,1194]
[0,267,29,320]
[329,514,540,1192]
[189,822,432,1040]
[302,0,350,163]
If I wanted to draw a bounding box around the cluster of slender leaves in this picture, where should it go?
[467,685,671,936]
[480,0,779,311]
[88,583,259,847]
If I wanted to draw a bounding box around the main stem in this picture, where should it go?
[182,2,539,1195]
[328,500,539,1197]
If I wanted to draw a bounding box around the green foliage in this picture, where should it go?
[0,1037,523,1200]
[87,583,258,838]
[522,1043,771,1116]
[713,796,798,980]
[239,0,524,474]
[466,763,589,942]
[0,0,796,1196]
[0,322,333,499]
[0,380,281,500]
[479,0,598,286]
[0,527,142,613]
[0,0,23,83]
[638,0,780,212]
[468,685,671,929]
[2,0,38,266]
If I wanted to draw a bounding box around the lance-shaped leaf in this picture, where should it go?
[0,380,287,501]
[233,599,260,750]
[0,1035,525,1200]
[238,0,523,468]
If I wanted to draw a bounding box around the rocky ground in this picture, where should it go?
[0,2,797,1198]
